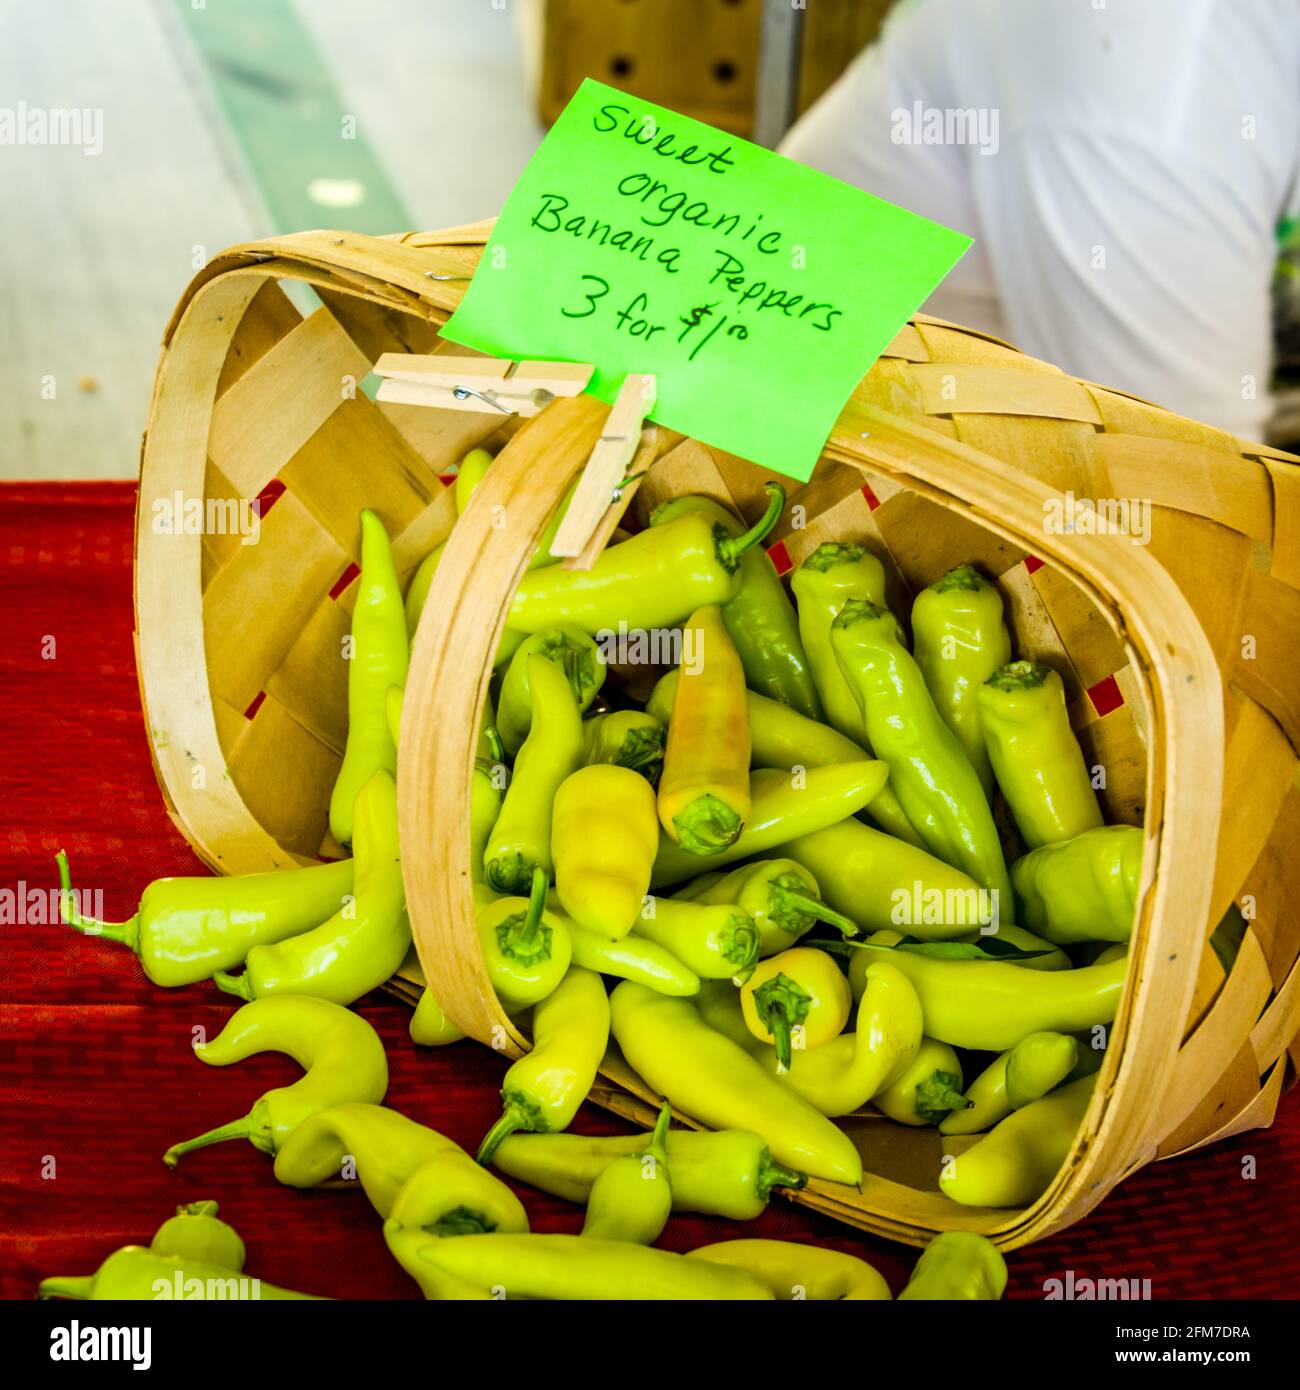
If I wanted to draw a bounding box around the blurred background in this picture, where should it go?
[2,0,1296,481]
[0,0,890,482]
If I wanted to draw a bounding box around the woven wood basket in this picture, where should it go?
[137,224,1300,1250]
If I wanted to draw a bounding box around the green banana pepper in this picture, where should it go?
[686,1239,891,1301]
[634,896,760,981]
[581,1104,673,1244]
[559,906,701,995]
[977,661,1104,849]
[650,761,888,889]
[940,1031,1079,1136]
[609,981,863,1184]
[330,509,409,847]
[497,625,605,756]
[490,1126,806,1221]
[477,965,611,1163]
[789,542,920,845]
[898,1232,1008,1300]
[832,599,1013,906]
[582,708,666,784]
[483,655,584,892]
[1011,824,1144,943]
[386,1150,530,1240]
[847,943,1127,1051]
[647,668,921,847]
[649,493,822,719]
[478,867,573,1008]
[404,540,444,639]
[873,1037,968,1126]
[214,769,407,1005]
[686,857,859,954]
[39,1247,322,1301]
[54,851,353,988]
[163,996,389,1165]
[507,484,785,635]
[149,1201,245,1271]
[778,818,990,938]
[911,565,1011,799]
[410,989,467,1046]
[940,1074,1096,1207]
[273,1101,495,1222]
[390,1232,773,1300]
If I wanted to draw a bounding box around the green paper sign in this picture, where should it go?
[442,79,971,482]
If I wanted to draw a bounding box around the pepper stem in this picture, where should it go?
[774,886,860,939]
[716,483,785,571]
[672,794,742,856]
[647,1102,672,1165]
[429,1206,496,1236]
[212,970,253,1001]
[758,1154,809,1198]
[55,851,140,953]
[476,1105,525,1165]
[503,866,550,961]
[162,1116,253,1168]
[38,1275,94,1300]
[752,972,811,1072]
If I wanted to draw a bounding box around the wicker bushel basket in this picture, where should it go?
[137,225,1300,1250]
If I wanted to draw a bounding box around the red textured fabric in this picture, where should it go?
[1,480,1297,1301]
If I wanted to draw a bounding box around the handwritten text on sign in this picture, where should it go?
[442,79,971,481]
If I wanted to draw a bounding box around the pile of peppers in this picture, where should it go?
[45,446,1148,1301]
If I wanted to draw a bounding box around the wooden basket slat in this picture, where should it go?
[208,309,371,500]
[226,695,339,860]
[215,280,304,398]
[1175,1057,1287,1157]
[137,224,1300,1249]
[277,396,444,557]
[202,494,349,714]
[198,459,245,592]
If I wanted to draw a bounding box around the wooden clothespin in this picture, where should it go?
[548,374,658,566]
[374,353,593,417]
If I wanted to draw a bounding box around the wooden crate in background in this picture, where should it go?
[530,0,896,138]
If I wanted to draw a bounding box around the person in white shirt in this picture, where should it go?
[781,0,1300,441]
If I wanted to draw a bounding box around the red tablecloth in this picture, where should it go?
[2,480,1296,1301]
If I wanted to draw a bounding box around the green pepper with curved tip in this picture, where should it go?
[163,996,388,1166]
[756,961,922,1117]
[898,1232,1008,1300]
[648,669,924,849]
[686,1239,891,1301]
[832,599,1013,907]
[650,761,889,889]
[1011,824,1144,943]
[404,541,445,639]
[911,565,1011,799]
[940,1074,1097,1208]
[479,867,572,1009]
[38,1247,323,1301]
[394,1232,774,1301]
[409,989,466,1046]
[790,542,919,845]
[846,944,1127,1051]
[386,1149,530,1239]
[54,851,354,988]
[273,1102,462,1217]
[477,965,610,1164]
[483,655,584,893]
[560,908,701,995]
[977,661,1103,849]
[582,709,666,784]
[873,1038,968,1126]
[609,981,862,1184]
[214,769,407,1005]
[508,484,786,634]
[454,446,494,514]
[149,1201,245,1271]
[649,493,821,719]
[497,625,605,756]
[634,896,760,981]
[686,858,859,955]
[490,1126,805,1221]
[330,509,409,847]
[939,1031,1079,1136]
[777,818,989,938]
[581,1104,673,1244]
